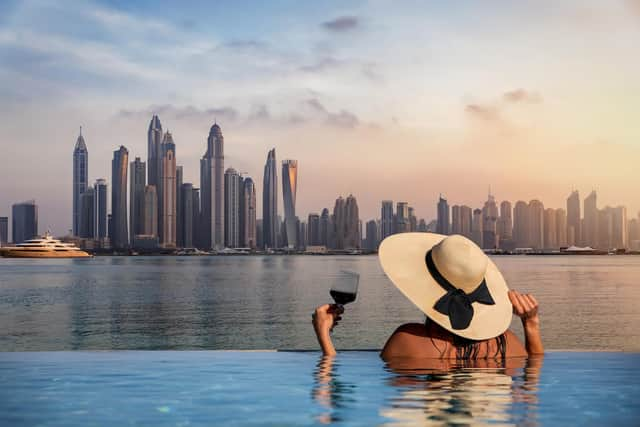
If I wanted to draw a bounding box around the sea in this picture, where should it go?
[0,255,638,351]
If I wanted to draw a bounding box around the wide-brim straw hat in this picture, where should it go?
[378,233,512,341]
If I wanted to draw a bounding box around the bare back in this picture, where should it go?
[380,323,527,361]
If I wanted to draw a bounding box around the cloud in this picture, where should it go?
[116,104,239,122]
[503,89,542,104]
[465,104,500,121]
[322,16,359,32]
[299,56,342,72]
[219,39,269,50]
[305,98,360,128]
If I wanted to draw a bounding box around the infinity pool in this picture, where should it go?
[1,351,638,426]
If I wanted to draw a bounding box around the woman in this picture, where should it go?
[313,233,544,359]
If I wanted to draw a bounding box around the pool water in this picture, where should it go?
[1,351,639,426]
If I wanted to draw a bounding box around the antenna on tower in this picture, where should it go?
[79,126,82,136]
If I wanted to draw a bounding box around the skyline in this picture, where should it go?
[1,1,640,234]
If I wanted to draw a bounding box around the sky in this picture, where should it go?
[0,0,639,236]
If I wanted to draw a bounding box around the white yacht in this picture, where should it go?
[0,232,91,258]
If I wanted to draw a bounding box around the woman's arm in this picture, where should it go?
[509,290,544,355]
[312,304,344,356]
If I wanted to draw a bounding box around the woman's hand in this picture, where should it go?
[508,290,540,327]
[312,304,344,356]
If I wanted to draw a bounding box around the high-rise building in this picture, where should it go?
[262,148,278,249]
[180,183,194,248]
[417,219,427,232]
[543,208,557,249]
[191,188,201,248]
[482,193,499,249]
[611,206,628,249]
[0,217,8,246]
[72,127,88,236]
[12,201,38,244]
[396,202,409,233]
[365,219,379,251]
[583,191,598,248]
[242,178,257,249]
[320,208,331,247]
[200,123,225,250]
[436,196,450,235]
[408,207,417,232]
[111,146,129,249]
[556,208,568,248]
[79,188,95,239]
[147,115,163,188]
[498,201,513,242]
[381,201,394,240]
[471,208,483,247]
[332,195,360,249]
[176,166,183,248]
[159,131,177,248]
[451,205,462,235]
[307,213,320,246]
[528,200,545,250]
[129,157,146,243]
[628,214,640,251]
[513,201,529,248]
[94,179,108,240]
[566,191,581,246]
[224,168,242,248]
[143,185,158,236]
[598,208,613,250]
[282,159,298,249]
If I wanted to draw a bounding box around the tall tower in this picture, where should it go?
[242,178,257,249]
[566,190,581,246]
[262,148,278,249]
[73,127,88,236]
[224,168,242,248]
[528,199,545,250]
[583,191,598,248]
[94,179,108,240]
[482,192,499,249]
[282,159,298,249]
[111,146,129,249]
[498,201,513,243]
[513,201,529,248]
[176,166,183,247]
[130,157,146,244]
[79,187,95,239]
[12,201,38,244]
[200,123,225,249]
[147,115,163,189]
[381,200,394,240]
[396,202,409,233]
[161,131,177,248]
[143,185,158,237]
[180,183,194,248]
[436,195,450,235]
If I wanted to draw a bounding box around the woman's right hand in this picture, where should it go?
[312,304,344,336]
[508,290,540,327]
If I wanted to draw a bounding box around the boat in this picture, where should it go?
[0,232,92,258]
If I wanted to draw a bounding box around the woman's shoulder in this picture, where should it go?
[381,323,447,360]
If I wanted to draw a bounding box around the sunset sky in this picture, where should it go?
[0,0,639,235]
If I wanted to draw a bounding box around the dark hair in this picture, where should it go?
[425,317,506,360]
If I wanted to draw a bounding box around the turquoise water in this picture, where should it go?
[1,351,638,426]
[1,255,640,351]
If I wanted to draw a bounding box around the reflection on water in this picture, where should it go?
[314,354,543,426]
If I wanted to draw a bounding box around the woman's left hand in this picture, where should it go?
[312,304,344,336]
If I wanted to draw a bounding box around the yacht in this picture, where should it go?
[0,232,92,258]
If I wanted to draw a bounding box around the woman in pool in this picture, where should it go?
[313,233,544,359]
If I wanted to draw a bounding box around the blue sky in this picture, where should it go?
[0,0,639,235]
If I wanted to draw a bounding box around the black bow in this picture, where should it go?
[425,250,495,330]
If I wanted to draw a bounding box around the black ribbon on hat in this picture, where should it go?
[425,250,495,330]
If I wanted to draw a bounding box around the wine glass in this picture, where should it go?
[330,270,359,307]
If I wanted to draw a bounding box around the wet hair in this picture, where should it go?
[425,317,506,360]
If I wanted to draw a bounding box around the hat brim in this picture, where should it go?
[378,232,512,341]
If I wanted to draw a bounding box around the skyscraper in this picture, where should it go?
[242,178,257,249]
[513,201,529,248]
[12,201,38,244]
[436,195,450,235]
[543,208,557,249]
[160,131,177,248]
[143,185,158,236]
[471,208,483,247]
[0,217,8,246]
[611,206,628,249]
[598,207,612,250]
[129,157,146,243]
[191,187,201,248]
[566,191,581,246]
[482,192,499,249]
[79,188,95,239]
[262,148,278,249]
[282,159,298,249]
[451,205,463,235]
[528,200,544,250]
[332,195,360,249]
[72,127,88,236]
[320,208,331,248]
[200,123,225,249]
[365,219,379,251]
[147,115,163,189]
[381,201,394,240]
[111,146,129,249]
[307,213,320,246]
[180,183,194,248]
[583,191,598,248]
[94,179,108,240]
[176,166,184,247]
[498,201,513,242]
[556,208,568,248]
[396,202,409,233]
[224,168,242,248]
[408,207,417,232]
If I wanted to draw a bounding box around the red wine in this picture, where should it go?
[330,290,357,305]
